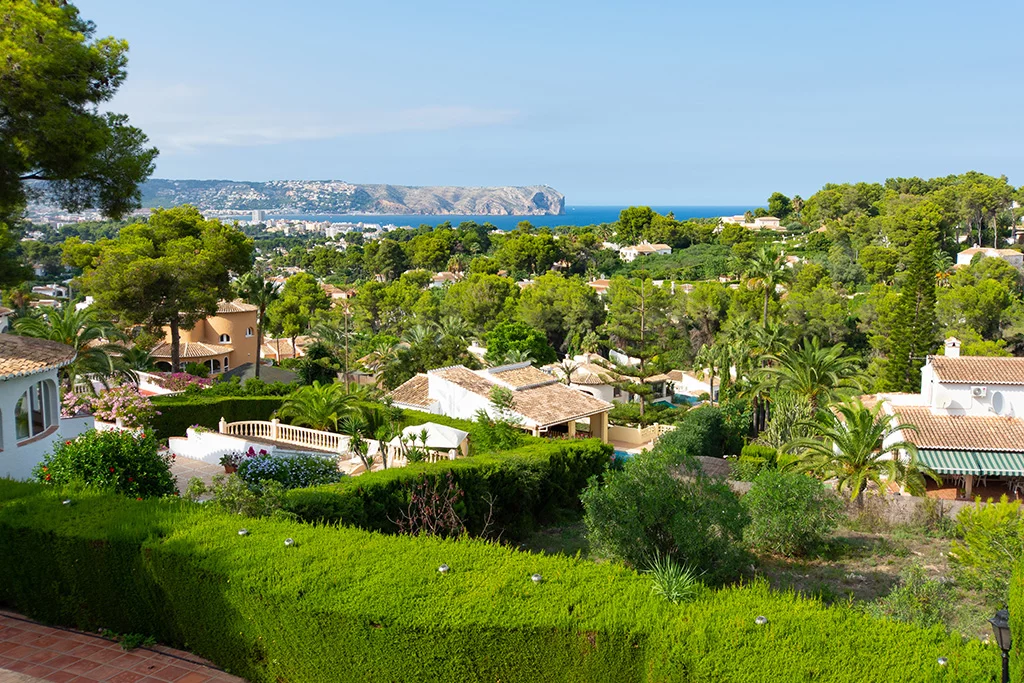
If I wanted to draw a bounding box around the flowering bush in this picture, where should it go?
[60,386,159,428]
[220,446,268,469]
[152,372,213,392]
[33,429,176,498]
[237,452,344,490]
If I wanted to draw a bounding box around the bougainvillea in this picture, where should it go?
[61,386,159,428]
[152,372,213,392]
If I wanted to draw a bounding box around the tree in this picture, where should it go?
[883,230,938,392]
[617,206,656,245]
[367,239,409,282]
[517,273,604,353]
[276,381,353,432]
[442,274,519,336]
[786,399,935,508]
[70,206,253,370]
[767,192,792,220]
[0,1,157,226]
[744,244,788,326]
[235,270,280,379]
[605,277,674,417]
[758,338,863,413]
[266,272,330,351]
[484,321,556,365]
[13,304,123,391]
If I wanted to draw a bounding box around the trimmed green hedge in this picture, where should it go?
[1012,560,1023,682]
[287,438,611,539]
[0,480,999,682]
[150,395,285,439]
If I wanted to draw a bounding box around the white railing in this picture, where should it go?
[220,418,366,455]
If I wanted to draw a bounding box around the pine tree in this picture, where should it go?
[883,230,938,391]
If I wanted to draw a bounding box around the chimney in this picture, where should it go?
[944,337,961,358]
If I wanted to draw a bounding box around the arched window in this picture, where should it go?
[15,379,56,444]
[209,359,222,373]
[219,333,231,343]
[245,327,254,337]
[224,356,230,371]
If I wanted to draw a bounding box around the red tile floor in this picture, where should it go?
[0,611,246,683]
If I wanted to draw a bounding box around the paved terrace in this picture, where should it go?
[0,611,246,682]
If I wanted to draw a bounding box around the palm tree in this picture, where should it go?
[362,338,401,389]
[312,304,357,392]
[502,348,535,364]
[694,342,730,405]
[276,381,354,432]
[118,346,157,373]
[557,359,579,385]
[744,244,789,327]
[786,399,937,507]
[757,338,863,413]
[236,270,280,380]
[339,403,401,470]
[14,304,124,392]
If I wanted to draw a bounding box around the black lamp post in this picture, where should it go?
[989,608,1011,683]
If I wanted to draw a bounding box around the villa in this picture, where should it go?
[542,353,674,405]
[151,300,260,374]
[387,362,613,442]
[875,338,1024,499]
[0,334,91,480]
[955,247,1024,268]
[619,242,672,262]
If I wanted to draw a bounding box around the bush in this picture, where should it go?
[949,496,1023,606]
[729,444,779,481]
[288,439,611,540]
[183,362,209,378]
[742,470,842,557]
[0,480,999,683]
[1011,560,1023,682]
[237,453,345,490]
[581,448,749,585]
[653,405,737,460]
[150,395,286,439]
[185,474,290,518]
[864,564,955,630]
[32,430,176,499]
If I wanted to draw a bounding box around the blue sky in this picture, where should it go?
[81,0,1023,205]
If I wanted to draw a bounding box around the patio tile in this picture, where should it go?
[146,664,190,681]
[78,664,123,681]
[107,672,145,683]
[59,659,101,677]
[175,673,212,683]
[44,671,81,683]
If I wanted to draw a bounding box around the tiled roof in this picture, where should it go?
[150,341,233,359]
[387,374,434,407]
[0,306,12,315]
[0,334,76,380]
[928,356,1024,385]
[511,382,612,427]
[487,364,558,389]
[260,336,312,359]
[216,299,258,314]
[891,406,1024,453]
[431,366,494,397]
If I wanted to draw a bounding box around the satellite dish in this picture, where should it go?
[939,396,952,410]
[992,391,1005,415]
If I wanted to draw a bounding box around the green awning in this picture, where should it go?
[917,449,1024,476]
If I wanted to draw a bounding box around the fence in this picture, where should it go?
[219,418,360,454]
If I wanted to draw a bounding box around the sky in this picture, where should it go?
[80,0,1024,205]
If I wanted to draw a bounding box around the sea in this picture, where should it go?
[228,205,754,231]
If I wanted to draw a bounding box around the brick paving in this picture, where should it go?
[0,611,246,683]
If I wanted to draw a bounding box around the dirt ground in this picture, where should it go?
[522,519,994,640]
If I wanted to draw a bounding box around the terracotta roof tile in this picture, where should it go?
[928,356,1024,385]
[487,364,558,389]
[387,374,434,407]
[892,406,1024,452]
[0,334,76,380]
[431,366,494,397]
[151,341,233,359]
[511,382,612,427]
[216,299,258,314]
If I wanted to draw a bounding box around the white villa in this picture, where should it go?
[0,334,91,480]
[542,354,674,405]
[619,242,671,262]
[875,338,1024,498]
[955,247,1024,268]
[721,215,784,231]
[387,362,613,442]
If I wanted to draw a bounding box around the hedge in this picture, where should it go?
[286,438,611,539]
[0,480,999,682]
[1011,560,1023,682]
[150,395,285,439]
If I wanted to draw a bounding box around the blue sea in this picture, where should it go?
[231,205,754,231]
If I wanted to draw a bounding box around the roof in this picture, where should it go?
[486,363,558,389]
[0,334,77,381]
[431,366,494,397]
[150,341,233,359]
[927,356,1024,385]
[891,406,1024,452]
[389,422,469,450]
[0,307,12,316]
[387,374,434,407]
[215,299,258,314]
[959,247,1022,257]
[431,271,460,282]
[625,243,671,253]
[221,362,299,385]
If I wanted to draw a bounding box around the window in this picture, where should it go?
[245,327,254,337]
[224,356,230,371]
[613,386,622,398]
[210,359,222,373]
[219,333,231,343]
[15,379,55,443]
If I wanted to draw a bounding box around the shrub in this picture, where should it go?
[742,470,842,557]
[581,448,749,585]
[1011,560,1023,682]
[644,552,703,604]
[0,480,998,683]
[237,453,345,490]
[184,474,289,518]
[948,496,1023,606]
[152,372,213,392]
[864,563,954,630]
[183,362,209,378]
[653,405,735,460]
[32,430,175,499]
[729,443,779,481]
[150,395,286,439]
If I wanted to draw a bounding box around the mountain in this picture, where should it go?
[139,179,565,216]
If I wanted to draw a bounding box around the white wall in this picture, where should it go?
[921,362,1024,417]
[0,369,62,480]
[569,382,617,404]
[427,374,503,423]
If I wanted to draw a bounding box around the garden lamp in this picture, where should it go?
[989,608,1011,683]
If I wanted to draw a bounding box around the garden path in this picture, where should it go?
[0,611,246,682]
[168,455,223,496]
